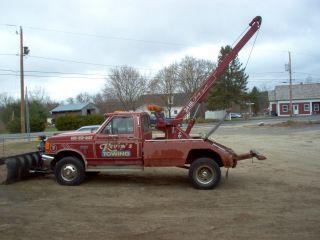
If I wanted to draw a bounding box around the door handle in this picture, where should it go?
[127,136,138,140]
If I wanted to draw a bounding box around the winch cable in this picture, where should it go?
[230,25,260,71]
[231,25,249,48]
[244,29,260,70]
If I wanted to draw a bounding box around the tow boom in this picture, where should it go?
[152,16,262,139]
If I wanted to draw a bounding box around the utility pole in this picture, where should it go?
[288,51,293,117]
[20,26,25,133]
[25,86,30,141]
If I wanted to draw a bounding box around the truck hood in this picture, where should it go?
[47,132,95,142]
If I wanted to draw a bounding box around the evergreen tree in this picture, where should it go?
[248,86,260,115]
[0,100,47,133]
[206,45,248,110]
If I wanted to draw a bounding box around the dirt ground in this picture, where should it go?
[0,124,319,240]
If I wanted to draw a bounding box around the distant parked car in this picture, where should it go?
[230,113,242,118]
[76,125,100,133]
[150,113,157,127]
[270,111,278,116]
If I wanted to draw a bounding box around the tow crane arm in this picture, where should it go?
[153,16,262,139]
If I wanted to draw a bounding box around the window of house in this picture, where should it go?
[103,116,133,135]
[174,110,178,114]
[314,104,319,111]
[282,104,288,112]
[304,104,310,112]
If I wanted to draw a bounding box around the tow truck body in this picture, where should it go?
[43,112,262,168]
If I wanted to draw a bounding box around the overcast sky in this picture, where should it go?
[1,0,319,101]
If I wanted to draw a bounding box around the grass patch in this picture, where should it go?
[195,118,219,124]
[45,125,58,132]
[0,141,38,158]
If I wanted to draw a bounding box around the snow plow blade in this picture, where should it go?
[0,152,43,184]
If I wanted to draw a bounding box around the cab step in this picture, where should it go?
[86,165,144,172]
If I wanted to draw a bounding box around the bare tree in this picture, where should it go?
[76,92,92,103]
[29,87,49,102]
[66,97,75,104]
[27,87,58,114]
[105,65,147,111]
[91,93,109,114]
[178,56,215,96]
[153,63,179,117]
[0,92,14,107]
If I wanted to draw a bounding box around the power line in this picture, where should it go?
[248,71,286,75]
[0,68,110,77]
[1,23,188,47]
[0,73,108,80]
[0,73,159,81]
[0,53,18,56]
[1,66,320,82]
[0,53,157,72]
[29,55,151,69]
[0,53,158,72]
[293,71,320,77]
[1,71,318,83]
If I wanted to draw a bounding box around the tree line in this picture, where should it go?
[0,45,263,133]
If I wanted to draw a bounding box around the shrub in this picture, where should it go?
[55,115,81,131]
[55,115,104,131]
[30,116,46,132]
[2,100,47,133]
[80,114,104,126]
[6,116,46,133]
[7,118,21,133]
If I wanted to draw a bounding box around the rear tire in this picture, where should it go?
[54,156,85,186]
[189,157,221,190]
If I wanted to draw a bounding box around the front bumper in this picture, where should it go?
[41,154,54,169]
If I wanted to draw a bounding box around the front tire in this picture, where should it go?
[54,156,85,186]
[189,157,221,190]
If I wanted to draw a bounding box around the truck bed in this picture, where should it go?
[143,138,234,167]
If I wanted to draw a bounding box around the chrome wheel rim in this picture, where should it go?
[196,165,214,184]
[61,164,78,182]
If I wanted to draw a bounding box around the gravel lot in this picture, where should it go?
[0,123,319,240]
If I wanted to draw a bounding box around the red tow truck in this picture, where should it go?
[40,16,265,189]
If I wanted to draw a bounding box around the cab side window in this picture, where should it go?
[142,115,151,131]
[103,116,134,135]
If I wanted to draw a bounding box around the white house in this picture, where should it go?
[136,93,190,118]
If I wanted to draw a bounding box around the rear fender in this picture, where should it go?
[186,149,224,167]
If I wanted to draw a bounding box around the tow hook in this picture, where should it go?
[250,149,266,160]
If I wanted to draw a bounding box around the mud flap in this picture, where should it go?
[0,152,43,184]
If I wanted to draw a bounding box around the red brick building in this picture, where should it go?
[268,83,320,116]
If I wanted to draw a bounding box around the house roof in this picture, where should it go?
[268,83,320,101]
[51,102,93,112]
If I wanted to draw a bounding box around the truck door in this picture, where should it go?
[94,115,142,165]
